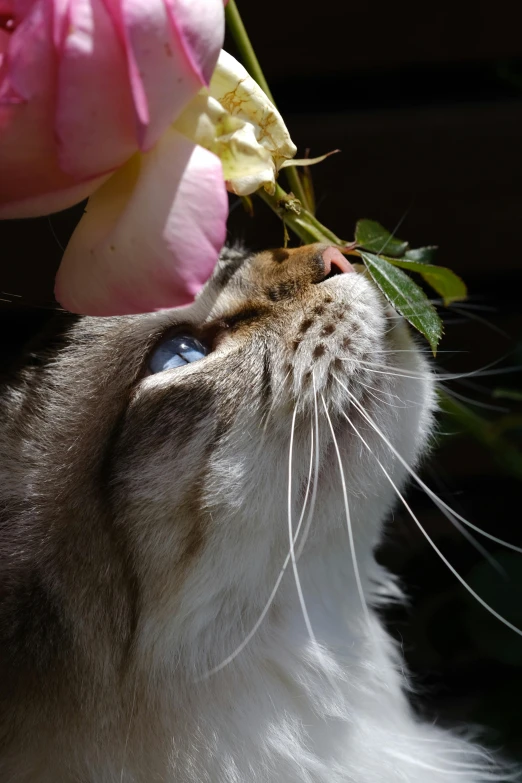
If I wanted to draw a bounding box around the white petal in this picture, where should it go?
[175,96,276,193]
[209,50,296,169]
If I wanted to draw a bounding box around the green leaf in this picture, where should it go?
[380,256,467,305]
[355,219,409,257]
[404,246,438,264]
[360,252,443,353]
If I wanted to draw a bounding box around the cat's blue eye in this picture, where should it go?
[149,335,209,374]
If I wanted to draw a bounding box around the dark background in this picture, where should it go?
[2,0,522,767]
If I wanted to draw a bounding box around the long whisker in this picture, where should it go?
[340,364,433,383]
[358,381,412,410]
[430,298,496,312]
[341,404,522,639]
[259,366,293,446]
[439,383,510,413]
[357,381,405,409]
[360,359,489,379]
[377,208,411,256]
[294,379,322,562]
[288,402,324,654]
[294,413,315,562]
[356,359,522,383]
[456,377,502,397]
[373,349,467,354]
[344,268,373,311]
[334,374,522,556]
[290,387,346,698]
[358,378,420,409]
[320,391,370,623]
[201,414,316,679]
[337,408,500,572]
[447,305,510,339]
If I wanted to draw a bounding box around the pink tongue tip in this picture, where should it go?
[322,246,355,275]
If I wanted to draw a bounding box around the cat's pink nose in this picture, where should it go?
[321,246,355,278]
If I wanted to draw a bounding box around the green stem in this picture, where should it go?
[224,0,311,211]
[258,184,347,246]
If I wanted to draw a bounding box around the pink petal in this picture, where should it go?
[51,0,70,49]
[0,0,101,214]
[55,129,227,316]
[2,0,50,101]
[110,0,225,151]
[165,0,224,86]
[55,0,137,179]
[0,172,108,218]
[56,0,225,174]
[0,28,10,59]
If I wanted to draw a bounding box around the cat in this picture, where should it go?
[0,242,509,782]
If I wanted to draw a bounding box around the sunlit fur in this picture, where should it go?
[0,244,509,781]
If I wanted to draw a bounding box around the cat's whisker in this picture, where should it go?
[361,359,471,378]
[373,349,466,354]
[200,415,317,680]
[294,413,316,563]
[334,373,522,555]
[377,208,411,257]
[439,383,511,413]
[338,397,522,639]
[338,362,430,383]
[337,403,502,573]
[357,380,411,409]
[292,414,314,540]
[456,377,501,396]
[360,378,422,408]
[258,366,293,449]
[199,555,289,678]
[383,318,410,338]
[319,388,370,624]
[357,358,522,383]
[288,398,339,691]
[429,298,496,312]
[294,403,320,563]
[445,304,509,339]
[342,374,414,407]
[344,271,372,311]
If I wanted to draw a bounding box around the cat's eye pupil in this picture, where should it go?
[149,334,209,374]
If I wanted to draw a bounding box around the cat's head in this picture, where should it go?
[0,243,435,677]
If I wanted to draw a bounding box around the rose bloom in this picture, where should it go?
[0,1,296,315]
[0,0,226,314]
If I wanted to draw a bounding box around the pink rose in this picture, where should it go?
[0,0,227,314]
